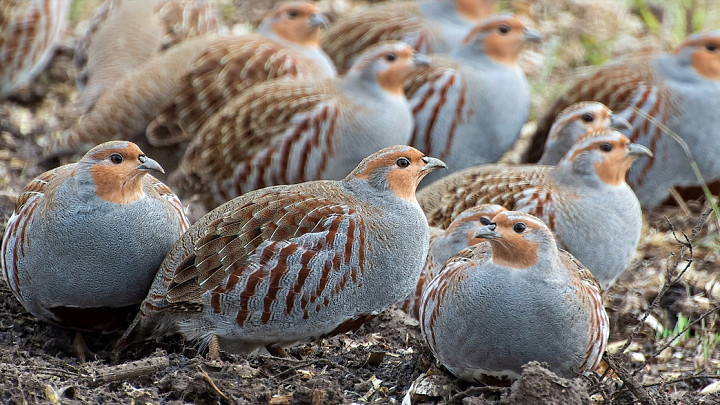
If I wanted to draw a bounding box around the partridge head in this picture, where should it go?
[419,129,651,290]
[173,41,427,210]
[255,1,335,76]
[1,141,189,358]
[420,211,609,382]
[115,146,445,358]
[0,0,70,98]
[527,30,720,208]
[405,14,540,183]
[397,204,506,319]
[538,101,631,165]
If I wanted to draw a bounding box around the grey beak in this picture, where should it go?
[413,53,431,67]
[421,156,446,172]
[626,143,653,158]
[137,155,165,174]
[308,13,329,28]
[475,223,500,239]
[610,114,632,134]
[523,27,542,43]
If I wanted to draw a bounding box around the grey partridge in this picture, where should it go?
[1,141,189,359]
[420,211,609,382]
[405,14,541,184]
[173,41,427,210]
[527,30,720,208]
[418,129,651,290]
[114,145,446,358]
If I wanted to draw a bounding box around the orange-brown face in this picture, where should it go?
[679,35,720,80]
[86,142,161,204]
[484,211,546,269]
[565,133,645,186]
[373,45,418,96]
[464,16,535,65]
[354,146,445,202]
[455,0,497,22]
[268,2,325,48]
[550,104,614,141]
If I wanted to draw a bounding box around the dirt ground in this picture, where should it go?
[0,1,719,404]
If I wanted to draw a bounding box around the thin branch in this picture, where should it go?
[632,306,720,377]
[642,373,720,388]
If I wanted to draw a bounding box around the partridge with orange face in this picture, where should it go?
[173,41,427,209]
[0,0,70,98]
[405,14,540,183]
[1,141,189,358]
[538,101,631,165]
[74,0,226,112]
[46,3,331,157]
[397,204,506,320]
[146,1,336,146]
[419,130,651,290]
[420,211,609,382]
[323,0,497,73]
[114,146,446,357]
[527,30,720,208]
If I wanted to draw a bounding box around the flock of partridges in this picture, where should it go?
[1,0,719,385]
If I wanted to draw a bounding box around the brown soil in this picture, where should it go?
[0,1,719,404]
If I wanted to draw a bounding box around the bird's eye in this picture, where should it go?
[385,52,397,62]
[599,142,613,152]
[581,112,595,123]
[513,222,526,233]
[498,24,510,34]
[109,153,124,164]
[396,157,410,168]
[480,216,492,225]
[706,42,717,52]
[287,10,299,18]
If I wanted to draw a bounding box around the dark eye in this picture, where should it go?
[513,222,526,233]
[385,52,397,62]
[109,153,123,164]
[287,10,299,18]
[480,216,492,225]
[599,143,613,152]
[498,24,510,34]
[706,42,717,52]
[396,157,410,168]
[581,112,595,122]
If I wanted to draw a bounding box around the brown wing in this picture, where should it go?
[176,79,337,195]
[417,165,555,228]
[163,184,365,310]
[527,55,657,162]
[146,35,326,146]
[322,9,427,74]
[558,249,608,372]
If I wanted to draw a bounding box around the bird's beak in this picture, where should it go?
[475,223,500,239]
[626,143,653,158]
[421,156,447,172]
[610,114,632,133]
[137,155,165,174]
[308,13,329,28]
[523,27,542,43]
[413,53,431,67]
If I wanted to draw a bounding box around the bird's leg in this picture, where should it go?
[266,345,289,357]
[207,334,221,361]
[73,331,95,363]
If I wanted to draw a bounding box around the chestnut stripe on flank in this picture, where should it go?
[262,244,299,323]
[236,267,266,327]
[287,250,315,315]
